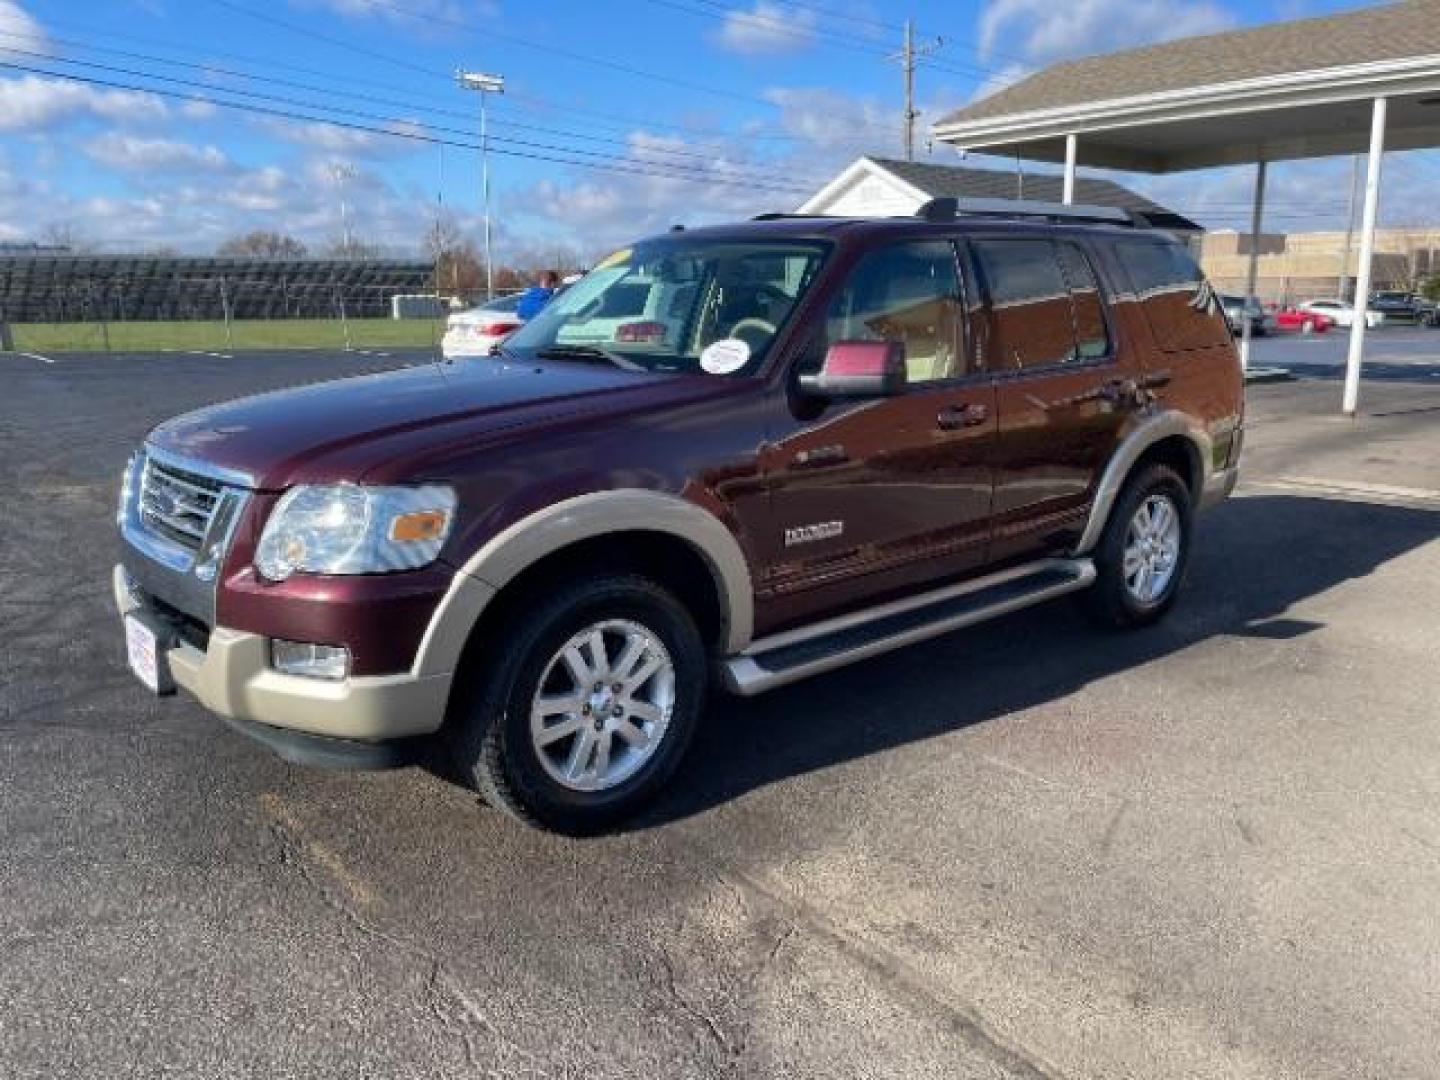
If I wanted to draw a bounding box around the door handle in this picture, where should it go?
[937,403,988,430]
[1097,378,1141,406]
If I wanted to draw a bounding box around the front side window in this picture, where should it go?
[503,239,828,377]
[816,240,968,385]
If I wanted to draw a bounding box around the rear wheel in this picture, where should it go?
[1082,464,1192,629]
[447,575,707,834]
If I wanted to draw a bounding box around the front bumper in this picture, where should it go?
[114,564,452,752]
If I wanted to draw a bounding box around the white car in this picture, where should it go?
[441,294,525,359]
[1297,299,1384,329]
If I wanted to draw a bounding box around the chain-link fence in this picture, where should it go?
[0,256,464,353]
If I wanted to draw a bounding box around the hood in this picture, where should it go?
[147,358,733,489]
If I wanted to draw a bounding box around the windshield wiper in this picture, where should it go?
[535,344,635,369]
[536,344,621,363]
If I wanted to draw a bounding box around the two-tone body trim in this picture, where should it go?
[414,490,757,683]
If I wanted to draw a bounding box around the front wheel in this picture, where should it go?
[447,575,707,834]
[1081,464,1193,629]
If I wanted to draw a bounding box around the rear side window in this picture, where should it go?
[970,238,1111,370]
[1113,239,1230,352]
[1055,243,1109,360]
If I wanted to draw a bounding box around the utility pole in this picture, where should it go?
[1339,154,1361,300]
[458,69,505,299]
[890,20,943,162]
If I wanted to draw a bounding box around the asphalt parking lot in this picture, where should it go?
[3,340,1439,1079]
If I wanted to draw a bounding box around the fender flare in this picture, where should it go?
[1073,410,1212,556]
[412,490,755,678]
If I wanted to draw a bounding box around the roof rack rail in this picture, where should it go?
[750,212,835,221]
[915,196,1142,227]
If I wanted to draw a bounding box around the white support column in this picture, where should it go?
[1343,96,1387,418]
[1062,134,1077,205]
[1238,159,1267,374]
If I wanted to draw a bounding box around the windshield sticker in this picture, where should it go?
[699,338,750,375]
[595,247,631,270]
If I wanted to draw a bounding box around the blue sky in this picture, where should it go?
[0,0,1428,258]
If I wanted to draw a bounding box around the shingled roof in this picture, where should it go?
[939,1,1440,127]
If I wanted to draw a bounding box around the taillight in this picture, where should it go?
[472,322,520,338]
[615,320,667,344]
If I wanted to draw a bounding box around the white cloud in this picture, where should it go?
[291,0,499,24]
[763,87,894,156]
[0,0,46,55]
[0,75,169,133]
[501,90,908,250]
[85,133,233,173]
[180,98,220,120]
[979,0,1235,63]
[717,2,818,55]
[253,117,424,157]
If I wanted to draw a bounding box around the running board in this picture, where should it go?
[720,558,1096,696]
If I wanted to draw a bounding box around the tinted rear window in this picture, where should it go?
[1113,239,1230,352]
[970,238,1110,369]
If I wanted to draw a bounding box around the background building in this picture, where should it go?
[1200,229,1440,303]
[800,157,1201,234]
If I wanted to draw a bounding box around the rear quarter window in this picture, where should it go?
[1113,239,1230,352]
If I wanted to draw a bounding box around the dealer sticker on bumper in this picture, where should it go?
[124,614,161,694]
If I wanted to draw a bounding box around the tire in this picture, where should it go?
[447,574,707,835]
[1081,464,1193,630]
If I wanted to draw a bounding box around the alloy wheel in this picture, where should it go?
[1123,494,1182,604]
[528,619,676,793]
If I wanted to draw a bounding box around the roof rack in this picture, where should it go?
[750,212,836,221]
[915,196,1142,227]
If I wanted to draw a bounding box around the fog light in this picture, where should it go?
[270,640,350,681]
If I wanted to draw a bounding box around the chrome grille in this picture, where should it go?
[139,456,225,554]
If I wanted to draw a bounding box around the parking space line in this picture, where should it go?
[5,350,52,364]
[1243,475,1440,509]
[260,792,378,911]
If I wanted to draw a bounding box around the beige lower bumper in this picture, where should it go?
[113,566,451,741]
[1200,465,1240,510]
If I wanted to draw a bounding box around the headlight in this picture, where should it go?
[117,453,138,527]
[255,484,456,582]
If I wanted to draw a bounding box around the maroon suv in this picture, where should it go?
[116,199,1243,833]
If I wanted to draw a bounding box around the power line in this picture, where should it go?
[32,13,800,141]
[0,29,804,173]
[208,0,783,109]
[3,46,827,190]
[0,61,815,196]
[639,0,1012,82]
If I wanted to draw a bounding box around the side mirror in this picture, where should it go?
[798,341,906,398]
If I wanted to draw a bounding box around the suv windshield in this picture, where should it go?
[502,238,829,377]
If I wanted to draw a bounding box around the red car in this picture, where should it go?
[1274,306,1333,334]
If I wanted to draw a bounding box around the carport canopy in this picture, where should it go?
[931,0,1440,415]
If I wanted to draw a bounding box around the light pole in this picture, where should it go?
[328,161,357,257]
[457,69,504,299]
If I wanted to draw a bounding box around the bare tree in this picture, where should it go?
[217,230,308,258]
[41,222,89,253]
[424,213,483,296]
[324,234,380,259]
